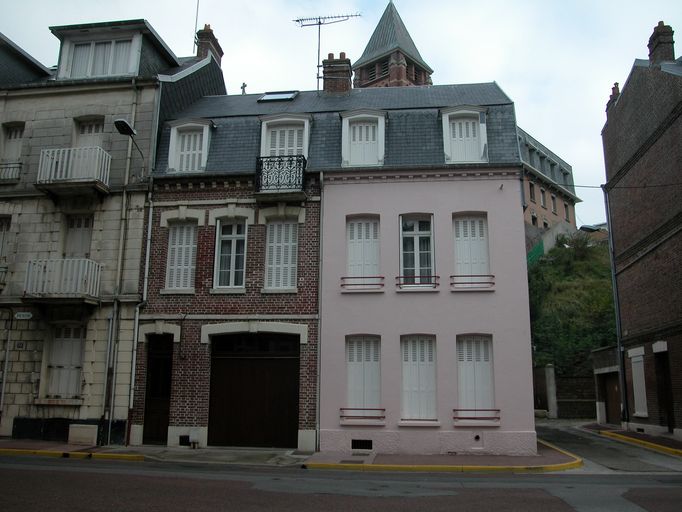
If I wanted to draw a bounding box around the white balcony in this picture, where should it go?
[36,147,111,195]
[0,162,22,183]
[0,264,7,290]
[24,259,102,303]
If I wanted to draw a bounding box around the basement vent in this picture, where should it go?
[351,439,372,450]
[179,435,191,446]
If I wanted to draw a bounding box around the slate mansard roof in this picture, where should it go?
[155,82,524,175]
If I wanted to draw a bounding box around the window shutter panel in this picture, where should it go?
[49,327,84,398]
[454,216,489,283]
[457,336,494,416]
[402,336,436,419]
[346,338,364,409]
[364,338,381,409]
[167,223,196,289]
[450,116,481,162]
[266,222,297,289]
[349,121,378,165]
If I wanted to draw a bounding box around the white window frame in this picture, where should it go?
[259,114,311,158]
[59,33,141,79]
[2,123,24,162]
[345,216,381,289]
[264,220,299,292]
[551,194,557,214]
[346,336,381,416]
[213,219,247,289]
[341,110,386,167]
[399,214,435,287]
[456,335,495,419]
[528,182,536,202]
[168,120,212,173]
[540,188,547,208]
[453,213,491,289]
[629,348,648,417]
[165,221,198,292]
[401,335,437,421]
[441,106,488,163]
[45,326,85,399]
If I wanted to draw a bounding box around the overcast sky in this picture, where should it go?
[2,0,680,226]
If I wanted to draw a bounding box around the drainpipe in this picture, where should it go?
[0,308,13,422]
[602,185,629,424]
[101,310,114,417]
[316,171,324,452]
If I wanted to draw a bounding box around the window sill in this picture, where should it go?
[453,419,500,427]
[261,287,298,294]
[34,398,83,406]
[160,288,195,295]
[398,420,440,427]
[210,287,246,295]
[396,287,439,293]
[340,419,386,427]
[633,413,649,418]
[341,288,385,294]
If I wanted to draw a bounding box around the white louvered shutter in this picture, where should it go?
[457,336,494,417]
[65,215,93,258]
[48,326,84,398]
[346,337,381,415]
[268,125,304,156]
[0,217,9,259]
[167,223,197,289]
[454,216,489,286]
[346,218,379,282]
[401,336,436,420]
[349,121,378,165]
[266,221,298,289]
[450,116,481,162]
[177,130,204,172]
[4,125,23,160]
[631,356,648,416]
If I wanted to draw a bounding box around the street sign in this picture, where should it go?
[14,312,33,320]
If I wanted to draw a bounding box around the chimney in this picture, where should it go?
[606,82,620,112]
[196,24,224,66]
[322,52,352,94]
[648,21,675,65]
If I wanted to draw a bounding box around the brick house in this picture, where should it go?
[0,21,225,443]
[599,21,681,438]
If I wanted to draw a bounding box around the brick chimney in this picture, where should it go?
[196,24,224,66]
[322,52,352,94]
[648,21,675,65]
[606,82,620,112]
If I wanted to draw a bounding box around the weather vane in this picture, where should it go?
[294,13,361,91]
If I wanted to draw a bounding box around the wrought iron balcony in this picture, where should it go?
[36,146,111,195]
[453,408,500,424]
[24,258,102,303]
[255,155,306,197]
[0,264,7,290]
[0,162,22,183]
[450,274,495,290]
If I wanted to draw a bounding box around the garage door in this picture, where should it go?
[208,332,300,447]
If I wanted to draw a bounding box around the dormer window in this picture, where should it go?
[259,114,311,158]
[58,33,142,79]
[441,106,488,163]
[168,120,212,173]
[341,110,386,167]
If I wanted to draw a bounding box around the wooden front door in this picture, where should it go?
[655,352,675,433]
[143,335,173,444]
[604,372,621,425]
[208,333,299,448]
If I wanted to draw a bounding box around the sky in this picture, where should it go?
[2,0,681,226]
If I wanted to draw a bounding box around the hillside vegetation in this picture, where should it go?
[528,232,617,376]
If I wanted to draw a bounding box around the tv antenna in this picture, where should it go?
[294,13,361,91]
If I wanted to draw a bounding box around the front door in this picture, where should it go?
[604,372,621,425]
[655,352,675,433]
[143,335,173,444]
[208,333,299,448]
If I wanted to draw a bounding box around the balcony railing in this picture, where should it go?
[37,146,111,193]
[0,264,7,289]
[453,408,501,422]
[339,408,386,420]
[340,275,385,290]
[0,162,22,182]
[24,259,102,301]
[255,155,305,193]
[450,274,495,290]
[396,275,440,289]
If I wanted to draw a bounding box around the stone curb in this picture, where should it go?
[0,448,144,462]
[598,431,682,458]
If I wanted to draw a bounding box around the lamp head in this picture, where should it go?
[114,118,137,137]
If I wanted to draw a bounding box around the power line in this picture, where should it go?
[571,182,682,189]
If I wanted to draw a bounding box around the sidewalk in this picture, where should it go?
[581,423,682,457]
[0,437,582,472]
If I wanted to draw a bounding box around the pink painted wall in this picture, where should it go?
[319,172,537,455]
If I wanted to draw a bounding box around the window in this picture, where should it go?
[551,194,557,213]
[543,220,550,229]
[341,111,386,167]
[46,326,84,399]
[2,124,24,161]
[453,214,490,288]
[65,215,93,258]
[441,107,488,163]
[69,39,132,78]
[265,221,298,290]
[258,91,299,102]
[401,335,436,420]
[260,115,310,159]
[630,351,648,417]
[214,220,246,288]
[400,215,433,286]
[0,216,10,262]
[564,202,570,222]
[531,212,538,227]
[529,182,536,202]
[457,335,494,418]
[540,189,546,208]
[168,122,212,173]
[166,222,197,290]
[346,336,381,415]
[76,119,104,148]
[346,217,380,287]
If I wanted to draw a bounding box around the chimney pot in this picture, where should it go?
[328,53,334,60]
[322,52,352,95]
[340,52,346,60]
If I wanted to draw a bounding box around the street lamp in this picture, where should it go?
[114,118,145,170]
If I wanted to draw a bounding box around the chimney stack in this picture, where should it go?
[606,82,620,113]
[648,21,675,65]
[322,52,352,94]
[196,24,224,66]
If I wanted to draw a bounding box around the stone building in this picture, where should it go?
[599,21,681,438]
[0,20,225,443]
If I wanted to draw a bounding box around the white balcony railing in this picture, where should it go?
[37,147,111,186]
[0,162,22,182]
[24,259,102,299]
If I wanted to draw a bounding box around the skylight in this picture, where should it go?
[258,91,299,102]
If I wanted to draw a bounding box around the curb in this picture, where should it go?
[599,431,682,458]
[0,448,144,462]
[303,440,583,473]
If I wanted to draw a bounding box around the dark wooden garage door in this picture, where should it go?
[208,333,299,448]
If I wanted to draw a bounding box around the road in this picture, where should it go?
[1,424,682,511]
